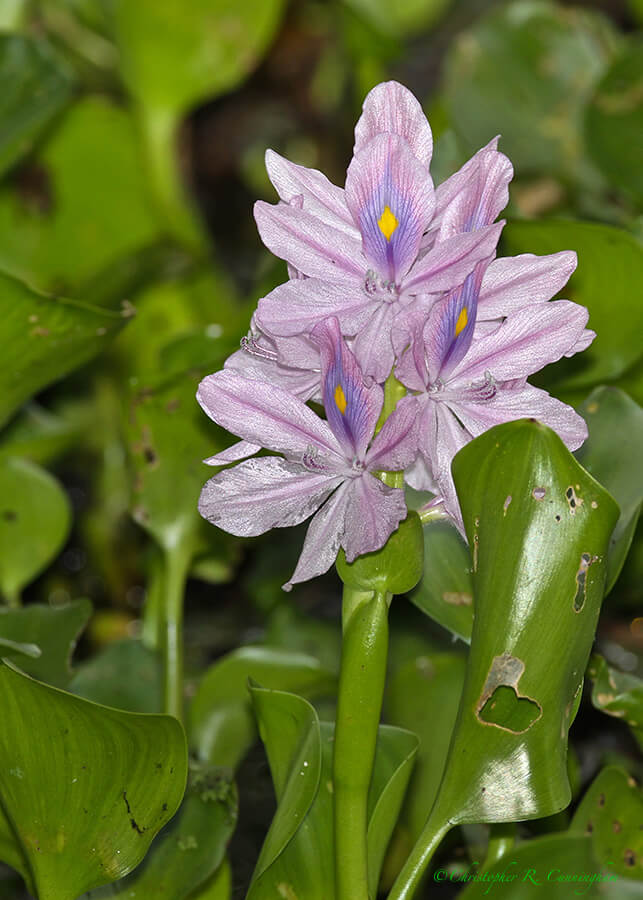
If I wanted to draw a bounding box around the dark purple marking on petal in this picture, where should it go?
[311,317,383,461]
[345,133,434,284]
[424,260,486,383]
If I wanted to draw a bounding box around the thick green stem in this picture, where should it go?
[483,822,516,869]
[162,546,190,722]
[333,587,390,900]
[387,808,451,900]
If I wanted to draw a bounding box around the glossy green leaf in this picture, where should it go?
[336,512,424,594]
[586,38,643,207]
[410,520,474,643]
[0,269,127,429]
[248,686,323,891]
[247,686,418,900]
[85,763,237,899]
[341,0,452,38]
[427,420,619,827]
[0,35,74,177]
[0,97,162,295]
[69,639,162,712]
[0,599,91,687]
[442,1,616,179]
[587,655,643,750]
[576,387,643,591]
[386,652,467,839]
[113,0,287,114]
[458,832,613,899]
[503,221,643,390]
[571,766,643,880]
[0,660,187,900]
[0,456,71,601]
[190,646,336,769]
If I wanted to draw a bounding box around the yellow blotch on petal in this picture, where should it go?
[378,205,399,241]
[334,384,347,414]
[455,307,468,337]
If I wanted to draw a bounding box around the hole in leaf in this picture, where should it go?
[574,553,595,612]
[478,685,542,733]
[624,850,636,867]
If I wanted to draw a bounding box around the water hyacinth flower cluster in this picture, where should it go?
[197,81,592,586]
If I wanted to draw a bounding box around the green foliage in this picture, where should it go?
[0,35,74,178]
[0,456,71,602]
[0,269,127,429]
[247,685,418,900]
[190,646,336,769]
[587,655,643,750]
[0,599,91,686]
[503,221,643,389]
[410,519,473,642]
[69,639,163,712]
[336,512,424,594]
[576,387,643,591]
[0,661,188,899]
[586,37,643,209]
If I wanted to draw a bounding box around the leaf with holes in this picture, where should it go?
[0,270,127,429]
[424,419,618,828]
[190,646,336,769]
[0,456,71,602]
[576,387,643,592]
[409,520,474,643]
[587,655,643,750]
[0,660,187,900]
[570,766,643,880]
[0,599,91,688]
[0,35,74,177]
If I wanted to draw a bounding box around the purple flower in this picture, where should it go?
[253,81,506,380]
[394,259,591,528]
[197,318,418,589]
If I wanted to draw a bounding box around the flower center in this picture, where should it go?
[364,269,399,304]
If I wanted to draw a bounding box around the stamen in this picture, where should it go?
[240,336,278,361]
[302,445,327,472]
[378,205,399,241]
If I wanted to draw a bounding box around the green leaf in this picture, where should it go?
[247,686,418,900]
[113,0,287,113]
[85,763,237,899]
[336,512,424,594]
[0,456,71,601]
[0,660,187,900]
[570,766,643,880]
[187,859,231,900]
[586,37,643,207]
[386,652,467,839]
[0,97,163,295]
[0,400,91,466]
[0,599,91,687]
[189,646,336,769]
[410,519,474,643]
[502,221,643,390]
[427,420,619,827]
[0,35,74,177]
[458,832,611,899]
[69,639,163,712]
[442,1,616,180]
[587,655,643,750]
[576,387,643,592]
[0,269,127,429]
